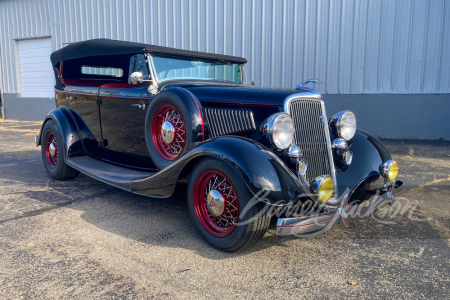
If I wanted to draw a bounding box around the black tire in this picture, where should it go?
[145,92,193,169]
[187,158,270,252]
[41,120,79,180]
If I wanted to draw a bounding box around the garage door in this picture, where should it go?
[18,38,54,98]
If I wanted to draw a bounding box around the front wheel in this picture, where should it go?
[187,159,270,252]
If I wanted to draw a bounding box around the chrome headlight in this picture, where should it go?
[260,113,294,150]
[329,110,357,141]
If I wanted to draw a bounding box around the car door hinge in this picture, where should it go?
[96,97,102,105]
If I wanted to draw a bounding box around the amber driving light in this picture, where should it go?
[380,160,398,181]
[310,175,335,203]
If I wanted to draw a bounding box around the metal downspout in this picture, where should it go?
[0,40,5,119]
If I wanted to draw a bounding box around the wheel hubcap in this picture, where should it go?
[45,133,58,168]
[152,104,186,161]
[193,171,239,237]
[206,190,225,217]
[161,121,175,144]
[48,143,56,158]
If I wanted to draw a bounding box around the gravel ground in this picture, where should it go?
[0,120,449,299]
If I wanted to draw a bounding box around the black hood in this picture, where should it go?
[161,81,317,107]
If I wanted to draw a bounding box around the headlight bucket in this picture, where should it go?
[260,113,294,150]
[380,160,398,181]
[310,175,334,203]
[329,110,357,141]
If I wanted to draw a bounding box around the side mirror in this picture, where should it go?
[130,72,144,85]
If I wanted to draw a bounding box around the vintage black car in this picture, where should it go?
[37,39,403,251]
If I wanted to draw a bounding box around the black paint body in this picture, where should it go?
[37,76,394,206]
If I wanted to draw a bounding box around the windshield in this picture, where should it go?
[151,55,243,84]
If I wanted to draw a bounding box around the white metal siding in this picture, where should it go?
[18,38,54,97]
[0,0,449,95]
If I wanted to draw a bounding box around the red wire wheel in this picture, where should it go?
[45,133,58,168]
[152,104,186,161]
[193,170,239,237]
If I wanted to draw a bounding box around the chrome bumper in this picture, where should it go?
[276,180,404,236]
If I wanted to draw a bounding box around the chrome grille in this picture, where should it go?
[288,99,333,183]
[203,107,256,138]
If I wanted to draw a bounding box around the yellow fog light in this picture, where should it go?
[310,175,335,203]
[380,160,398,181]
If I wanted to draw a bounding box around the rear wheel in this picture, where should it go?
[188,159,270,252]
[41,120,79,180]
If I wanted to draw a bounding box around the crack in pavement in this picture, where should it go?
[0,190,115,225]
[0,187,76,196]
[407,175,450,193]
[0,200,78,225]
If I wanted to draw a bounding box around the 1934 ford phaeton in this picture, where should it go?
[37,39,403,251]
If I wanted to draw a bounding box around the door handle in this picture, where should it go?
[132,103,146,110]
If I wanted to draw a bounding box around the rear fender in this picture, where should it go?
[131,136,309,204]
[36,107,86,159]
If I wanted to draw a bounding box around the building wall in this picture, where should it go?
[0,0,449,138]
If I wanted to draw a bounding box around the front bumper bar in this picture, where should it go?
[276,180,404,236]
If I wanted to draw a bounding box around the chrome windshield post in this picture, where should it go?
[240,64,246,85]
[145,53,159,86]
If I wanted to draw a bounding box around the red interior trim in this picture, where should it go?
[64,79,101,87]
[100,82,135,89]
[55,65,65,85]
[60,61,64,77]
[63,79,135,89]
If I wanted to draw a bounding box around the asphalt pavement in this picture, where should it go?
[0,119,449,299]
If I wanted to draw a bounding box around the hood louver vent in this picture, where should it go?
[203,107,256,138]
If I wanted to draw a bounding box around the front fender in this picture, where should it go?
[131,136,308,205]
[36,107,86,159]
[334,129,392,198]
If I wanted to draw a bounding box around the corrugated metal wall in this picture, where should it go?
[1,0,449,95]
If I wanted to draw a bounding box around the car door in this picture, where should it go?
[97,83,154,170]
[63,83,102,155]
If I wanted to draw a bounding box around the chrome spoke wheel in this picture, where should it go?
[193,170,239,237]
[152,104,186,160]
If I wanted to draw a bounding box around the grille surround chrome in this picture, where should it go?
[284,92,338,197]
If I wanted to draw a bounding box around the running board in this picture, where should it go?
[67,156,155,191]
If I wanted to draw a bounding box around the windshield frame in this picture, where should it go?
[146,53,245,85]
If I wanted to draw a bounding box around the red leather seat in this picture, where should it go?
[64,79,134,88]
[64,79,104,87]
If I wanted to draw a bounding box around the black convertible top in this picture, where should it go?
[50,38,247,66]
